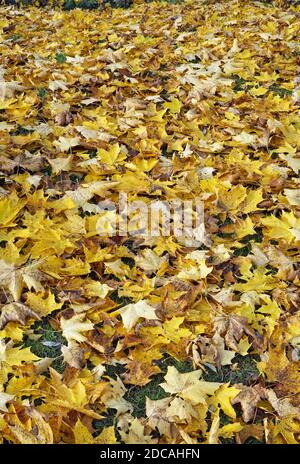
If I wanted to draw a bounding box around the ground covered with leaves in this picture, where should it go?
[0,0,300,445]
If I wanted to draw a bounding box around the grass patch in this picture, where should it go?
[24,320,67,373]
[55,52,67,64]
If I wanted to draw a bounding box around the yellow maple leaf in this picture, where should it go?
[61,314,94,343]
[211,384,240,419]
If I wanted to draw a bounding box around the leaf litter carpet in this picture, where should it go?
[0,0,300,444]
